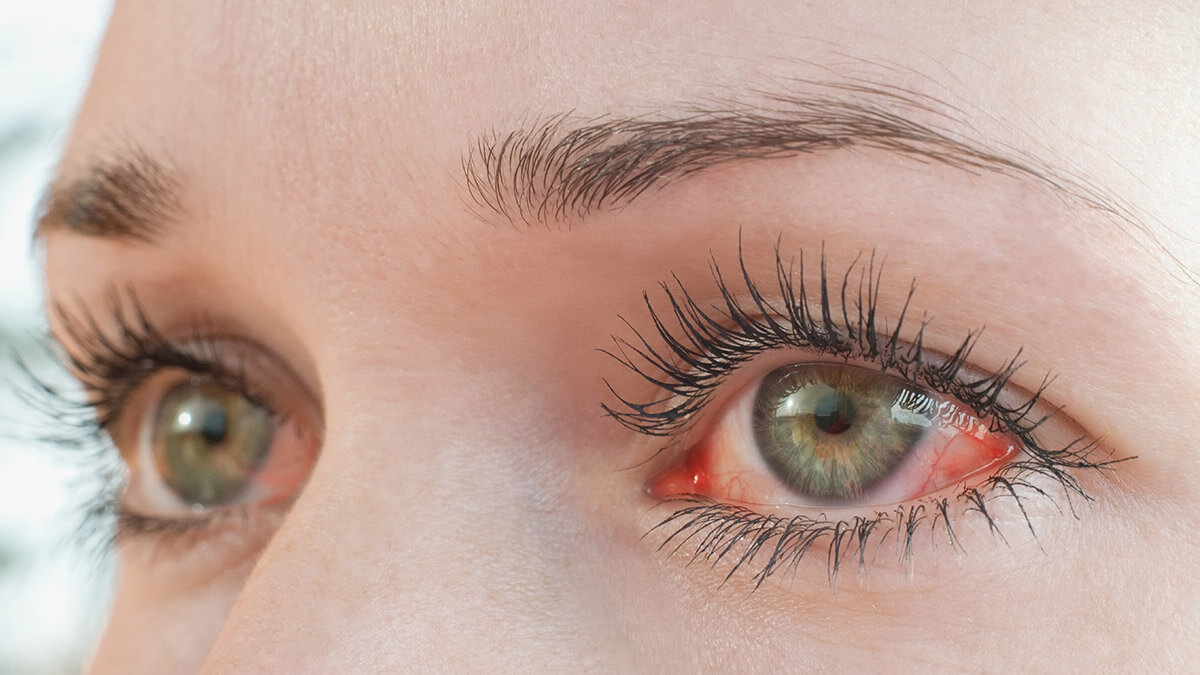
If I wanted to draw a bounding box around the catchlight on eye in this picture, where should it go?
[650,362,1018,507]
[107,360,322,525]
[153,378,274,506]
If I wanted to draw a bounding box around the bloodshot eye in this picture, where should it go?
[650,363,1019,507]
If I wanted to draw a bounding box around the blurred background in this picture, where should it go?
[0,2,115,672]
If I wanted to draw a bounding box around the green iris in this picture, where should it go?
[752,363,934,502]
[152,379,273,506]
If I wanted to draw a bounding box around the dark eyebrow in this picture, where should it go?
[463,86,1139,233]
[35,146,180,243]
[41,85,1159,274]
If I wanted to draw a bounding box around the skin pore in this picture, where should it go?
[37,1,1199,671]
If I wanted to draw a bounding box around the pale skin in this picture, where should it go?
[38,1,1200,671]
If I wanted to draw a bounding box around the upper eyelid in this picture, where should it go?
[602,241,1047,437]
[46,291,312,439]
[54,315,237,418]
[599,241,1132,503]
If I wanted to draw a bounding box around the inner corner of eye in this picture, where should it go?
[647,362,1020,508]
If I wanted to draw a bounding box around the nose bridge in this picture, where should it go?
[198,392,601,671]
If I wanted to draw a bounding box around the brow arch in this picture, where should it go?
[463,83,1177,279]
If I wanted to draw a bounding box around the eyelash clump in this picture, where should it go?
[602,241,1126,582]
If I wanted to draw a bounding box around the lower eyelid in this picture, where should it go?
[639,419,1122,588]
[115,502,288,590]
[641,436,1110,588]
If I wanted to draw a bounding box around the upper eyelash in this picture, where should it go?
[603,238,1129,583]
[15,251,1127,582]
[604,239,1039,438]
[15,287,270,553]
[52,288,256,430]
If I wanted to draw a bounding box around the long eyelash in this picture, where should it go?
[604,238,1129,583]
[53,287,254,429]
[10,287,257,555]
[649,496,936,589]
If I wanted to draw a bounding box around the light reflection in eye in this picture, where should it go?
[650,362,1018,508]
[118,371,320,520]
[150,378,274,507]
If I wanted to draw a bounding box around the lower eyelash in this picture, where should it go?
[648,450,1116,589]
[650,496,933,588]
[648,451,1113,588]
[606,238,1130,582]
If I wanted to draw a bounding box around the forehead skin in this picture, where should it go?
[46,0,1200,671]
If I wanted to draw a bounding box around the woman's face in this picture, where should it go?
[40,1,1199,670]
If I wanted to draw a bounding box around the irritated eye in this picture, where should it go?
[651,362,1018,507]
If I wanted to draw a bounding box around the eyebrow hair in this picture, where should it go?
[39,84,1157,273]
[35,145,179,242]
[463,86,1142,235]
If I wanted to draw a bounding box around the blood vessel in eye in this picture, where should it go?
[649,412,1018,506]
[915,431,1014,496]
[650,435,780,503]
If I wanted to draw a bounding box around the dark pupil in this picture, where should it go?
[154,380,273,507]
[813,391,855,434]
[200,409,229,446]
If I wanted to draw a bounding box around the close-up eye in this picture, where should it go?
[605,245,1119,584]
[50,294,322,560]
[112,371,318,524]
[651,361,1017,508]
